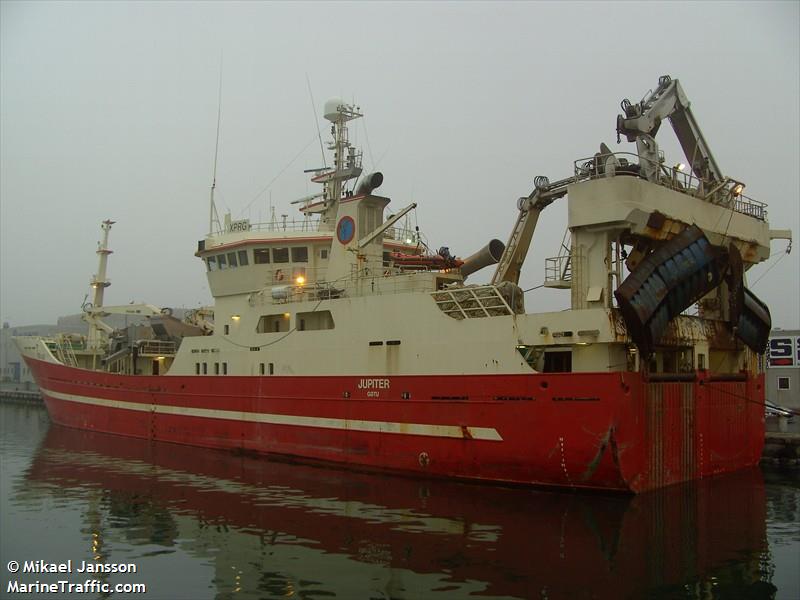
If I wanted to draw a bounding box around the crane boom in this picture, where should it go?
[617,75,724,185]
[491,175,576,285]
[83,303,165,338]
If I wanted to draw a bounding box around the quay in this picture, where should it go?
[763,432,800,462]
[0,386,42,405]
[763,415,800,464]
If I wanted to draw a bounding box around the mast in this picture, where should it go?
[91,220,114,310]
[86,220,114,352]
[311,99,363,229]
[330,101,350,204]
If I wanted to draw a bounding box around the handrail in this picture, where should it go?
[213,219,418,243]
[544,254,572,284]
[52,334,79,367]
[257,267,451,306]
[135,339,177,355]
[573,151,767,221]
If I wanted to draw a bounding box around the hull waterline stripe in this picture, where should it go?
[41,389,503,442]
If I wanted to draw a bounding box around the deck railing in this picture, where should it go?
[573,152,767,221]
[135,340,177,356]
[216,218,418,243]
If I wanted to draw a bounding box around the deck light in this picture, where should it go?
[231,315,241,321]
[295,275,306,285]
[675,163,685,172]
[732,183,744,196]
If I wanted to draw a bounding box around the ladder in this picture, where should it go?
[54,335,78,367]
[491,174,579,285]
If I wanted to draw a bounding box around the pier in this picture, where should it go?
[763,416,800,464]
[0,387,42,404]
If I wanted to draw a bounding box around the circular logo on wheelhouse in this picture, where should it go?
[336,216,355,245]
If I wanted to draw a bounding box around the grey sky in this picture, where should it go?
[1,1,798,328]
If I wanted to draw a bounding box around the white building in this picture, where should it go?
[766,329,800,410]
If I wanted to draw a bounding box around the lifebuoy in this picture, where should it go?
[275,269,285,282]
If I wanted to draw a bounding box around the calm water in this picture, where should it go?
[1,403,797,600]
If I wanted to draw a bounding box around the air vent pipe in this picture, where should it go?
[460,239,506,278]
[356,172,384,196]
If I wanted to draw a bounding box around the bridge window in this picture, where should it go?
[273,247,289,263]
[257,313,290,333]
[217,254,227,270]
[291,247,309,262]
[296,310,334,331]
[207,256,217,271]
[227,252,238,267]
[238,250,249,266]
[254,248,270,264]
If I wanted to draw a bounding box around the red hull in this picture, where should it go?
[25,356,765,493]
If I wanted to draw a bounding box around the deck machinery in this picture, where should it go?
[494,74,785,376]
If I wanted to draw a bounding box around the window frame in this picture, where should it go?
[273,247,289,263]
[254,248,271,264]
[291,246,309,263]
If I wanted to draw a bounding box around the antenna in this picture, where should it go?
[209,54,223,235]
[306,73,327,169]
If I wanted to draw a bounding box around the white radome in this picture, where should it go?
[323,98,345,122]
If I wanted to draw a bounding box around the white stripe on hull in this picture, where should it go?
[42,388,503,442]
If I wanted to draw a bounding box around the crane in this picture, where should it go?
[83,303,167,350]
[616,75,726,193]
[491,175,577,285]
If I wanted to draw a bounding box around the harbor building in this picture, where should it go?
[767,329,800,410]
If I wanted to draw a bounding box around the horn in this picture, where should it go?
[460,239,505,278]
[356,172,384,195]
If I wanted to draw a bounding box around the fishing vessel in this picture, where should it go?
[14,75,791,492]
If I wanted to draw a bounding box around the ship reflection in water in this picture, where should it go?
[4,405,794,599]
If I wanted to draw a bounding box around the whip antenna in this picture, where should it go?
[306,73,327,169]
[209,54,223,235]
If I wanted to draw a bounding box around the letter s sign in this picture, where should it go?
[768,337,795,367]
